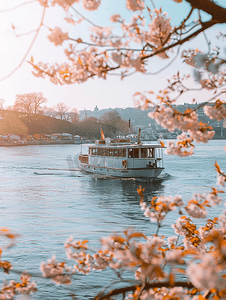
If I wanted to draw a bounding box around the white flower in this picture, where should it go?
[40,256,71,285]
[218,210,226,233]
[64,17,76,25]
[37,0,49,6]
[48,27,69,46]
[206,192,222,206]
[126,0,144,11]
[51,0,79,10]
[185,203,207,219]
[146,13,172,47]
[82,0,101,11]
[165,249,183,263]
[188,129,215,143]
[204,104,226,121]
[165,139,194,157]
[167,236,178,247]
[110,14,121,23]
[217,175,225,187]
[187,253,225,290]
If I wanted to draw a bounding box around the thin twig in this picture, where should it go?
[15,29,38,37]
[142,19,216,61]
[145,45,180,76]
[0,4,46,83]
[0,1,36,13]
[70,6,102,28]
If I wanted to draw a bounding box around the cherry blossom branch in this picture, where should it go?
[144,46,180,75]
[0,1,36,13]
[0,4,46,83]
[92,281,194,300]
[70,6,102,28]
[164,7,194,46]
[185,0,226,23]
[142,19,216,61]
[14,29,38,37]
[68,38,153,52]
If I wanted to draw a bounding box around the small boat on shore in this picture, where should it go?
[79,137,164,180]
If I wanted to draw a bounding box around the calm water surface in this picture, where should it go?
[0,141,226,299]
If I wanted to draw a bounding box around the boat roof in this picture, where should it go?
[87,143,163,149]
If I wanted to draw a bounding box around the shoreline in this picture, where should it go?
[0,140,81,147]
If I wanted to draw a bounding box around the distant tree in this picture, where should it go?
[100,110,129,135]
[76,117,100,140]
[21,114,76,136]
[0,112,28,137]
[77,117,117,139]
[32,92,47,114]
[68,108,79,124]
[53,102,70,120]
[14,92,47,114]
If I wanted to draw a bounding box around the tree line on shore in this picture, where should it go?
[0,93,130,140]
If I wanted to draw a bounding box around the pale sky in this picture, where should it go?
[0,0,225,111]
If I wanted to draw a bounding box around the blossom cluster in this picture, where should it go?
[140,194,184,222]
[182,50,226,90]
[48,27,69,46]
[34,4,176,84]
[40,255,72,285]
[148,106,199,133]
[50,0,101,11]
[204,100,226,121]
[0,273,37,299]
[215,161,226,188]
[165,136,194,157]
[126,0,144,11]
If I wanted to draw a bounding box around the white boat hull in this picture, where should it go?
[79,162,163,179]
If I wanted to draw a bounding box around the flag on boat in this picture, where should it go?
[100,128,105,140]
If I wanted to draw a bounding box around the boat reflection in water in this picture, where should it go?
[79,137,164,181]
[86,172,170,225]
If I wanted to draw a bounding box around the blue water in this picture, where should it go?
[0,141,226,299]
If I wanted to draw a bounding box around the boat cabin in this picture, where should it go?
[79,143,164,170]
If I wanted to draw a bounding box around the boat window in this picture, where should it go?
[109,148,114,156]
[113,149,118,157]
[118,148,126,157]
[98,148,102,156]
[102,148,106,156]
[105,148,109,156]
[128,148,139,158]
[128,148,133,158]
[93,148,98,155]
[141,148,147,158]
[118,148,123,157]
[148,148,154,158]
[134,148,139,158]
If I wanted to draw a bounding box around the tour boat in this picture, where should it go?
[78,136,164,180]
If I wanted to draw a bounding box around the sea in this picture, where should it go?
[0,140,226,299]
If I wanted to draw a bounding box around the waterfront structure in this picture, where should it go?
[79,138,164,179]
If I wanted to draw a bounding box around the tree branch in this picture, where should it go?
[142,19,217,61]
[0,1,36,13]
[0,4,46,83]
[185,0,226,23]
[92,281,194,300]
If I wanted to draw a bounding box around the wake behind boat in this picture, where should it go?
[79,134,164,179]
